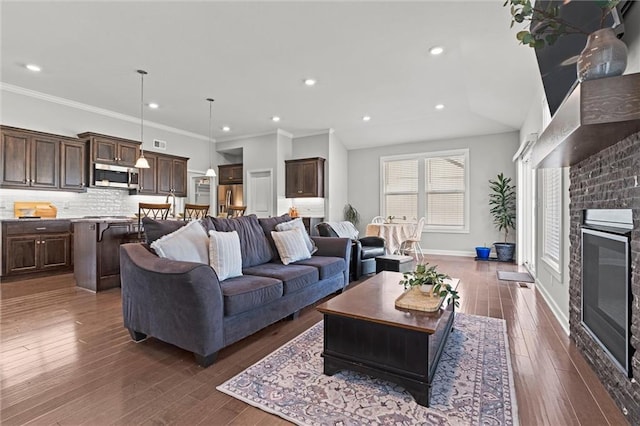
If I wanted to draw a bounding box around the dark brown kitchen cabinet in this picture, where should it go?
[74,220,134,291]
[137,152,158,194]
[60,140,86,190]
[1,220,72,278]
[0,127,59,189]
[218,163,243,184]
[157,156,187,197]
[285,157,325,198]
[1,126,87,193]
[80,132,141,167]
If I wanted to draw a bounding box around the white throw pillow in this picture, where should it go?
[208,230,243,281]
[271,228,311,265]
[150,220,209,264]
[275,217,317,255]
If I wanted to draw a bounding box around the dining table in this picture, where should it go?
[365,221,417,255]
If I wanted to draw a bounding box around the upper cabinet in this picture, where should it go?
[137,152,158,195]
[0,126,85,192]
[285,157,325,198]
[157,155,188,197]
[218,163,243,184]
[78,132,141,168]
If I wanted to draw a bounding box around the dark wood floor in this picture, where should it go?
[0,255,628,425]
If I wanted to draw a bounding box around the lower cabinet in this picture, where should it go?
[73,220,133,291]
[1,220,72,278]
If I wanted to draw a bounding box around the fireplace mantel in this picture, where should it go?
[532,72,640,168]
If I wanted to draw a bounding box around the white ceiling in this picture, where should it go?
[0,1,540,150]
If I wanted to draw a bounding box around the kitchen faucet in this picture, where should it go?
[165,191,177,218]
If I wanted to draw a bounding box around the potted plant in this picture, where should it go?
[343,203,360,227]
[489,173,516,262]
[504,0,627,81]
[399,263,460,307]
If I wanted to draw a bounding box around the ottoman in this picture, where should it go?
[375,254,415,273]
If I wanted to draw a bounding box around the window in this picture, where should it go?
[381,149,469,233]
[542,167,561,271]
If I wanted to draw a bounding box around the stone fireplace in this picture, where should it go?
[569,131,640,422]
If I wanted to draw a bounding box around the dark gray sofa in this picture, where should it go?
[120,214,351,367]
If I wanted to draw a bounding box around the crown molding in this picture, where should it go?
[216,129,281,143]
[1,82,209,141]
[293,128,335,139]
[277,128,293,138]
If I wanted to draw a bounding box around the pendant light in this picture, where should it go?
[134,69,150,169]
[205,98,217,177]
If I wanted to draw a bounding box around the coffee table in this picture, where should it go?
[316,271,457,407]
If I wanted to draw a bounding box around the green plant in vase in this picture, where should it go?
[343,203,360,227]
[399,263,459,307]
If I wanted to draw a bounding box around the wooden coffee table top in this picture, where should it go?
[317,271,457,334]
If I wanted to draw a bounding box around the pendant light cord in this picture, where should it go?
[207,98,214,170]
[138,70,148,155]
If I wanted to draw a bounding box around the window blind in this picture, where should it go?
[425,155,465,227]
[542,168,561,264]
[383,159,418,220]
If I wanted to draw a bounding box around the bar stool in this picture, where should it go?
[184,203,209,221]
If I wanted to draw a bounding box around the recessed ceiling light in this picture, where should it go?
[148,103,159,109]
[435,104,445,110]
[25,64,41,72]
[271,116,281,122]
[222,126,231,132]
[304,78,317,86]
[362,116,371,122]
[429,46,444,55]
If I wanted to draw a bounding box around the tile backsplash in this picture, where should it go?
[0,188,185,219]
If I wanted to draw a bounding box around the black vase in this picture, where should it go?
[494,243,515,262]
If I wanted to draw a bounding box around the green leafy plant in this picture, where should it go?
[504,0,620,48]
[386,215,395,223]
[489,173,516,243]
[343,203,360,227]
[399,263,459,307]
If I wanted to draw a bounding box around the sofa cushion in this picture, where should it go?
[208,230,243,281]
[209,214,273,268]
[220,275,283,316]
[243,263,319,295]
[258,214,292,261]
[142,217,187,244]
[149,220,209,264]
[361,245,385,260]
[271,229,311,265]
[275,217,317,255]
[294,256,346,280]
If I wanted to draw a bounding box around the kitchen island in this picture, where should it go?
[72,217,135,292]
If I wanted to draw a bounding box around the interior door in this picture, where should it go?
[247,169,272,218]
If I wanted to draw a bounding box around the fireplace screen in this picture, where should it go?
[581,227,630,376]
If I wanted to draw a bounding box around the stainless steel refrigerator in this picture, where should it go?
[217,184,244,215]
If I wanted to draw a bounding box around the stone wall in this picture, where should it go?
[568,132,640,423]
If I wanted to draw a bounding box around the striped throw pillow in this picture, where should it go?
[275,217,317,255]
[271,228,311,265]
[208,230,243,281]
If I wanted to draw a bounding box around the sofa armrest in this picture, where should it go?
[119,243,225,358]
[359,236,385,247]
[311,236,351,259]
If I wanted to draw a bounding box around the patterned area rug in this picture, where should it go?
[217,313,518,425]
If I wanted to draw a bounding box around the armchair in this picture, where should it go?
[316,221,385,280]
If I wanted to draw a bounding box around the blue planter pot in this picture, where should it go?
[475,247,491,260]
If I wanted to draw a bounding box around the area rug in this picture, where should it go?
[497,270,534,283]
[217,313,518,425]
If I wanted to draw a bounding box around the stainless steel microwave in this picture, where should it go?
[93,163,139,189]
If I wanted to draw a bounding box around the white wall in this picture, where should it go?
[328,132,348,222]
[347,132,519,255]
[622,3,640,74]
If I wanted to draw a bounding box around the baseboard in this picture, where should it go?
[535,281,570,336]
[421,249,476,258]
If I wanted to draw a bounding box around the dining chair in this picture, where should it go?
[371,216,385,224]
[226,205,247,218]
[183,203,209,221]
[397,217,426,262]
[136,203,171,240]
